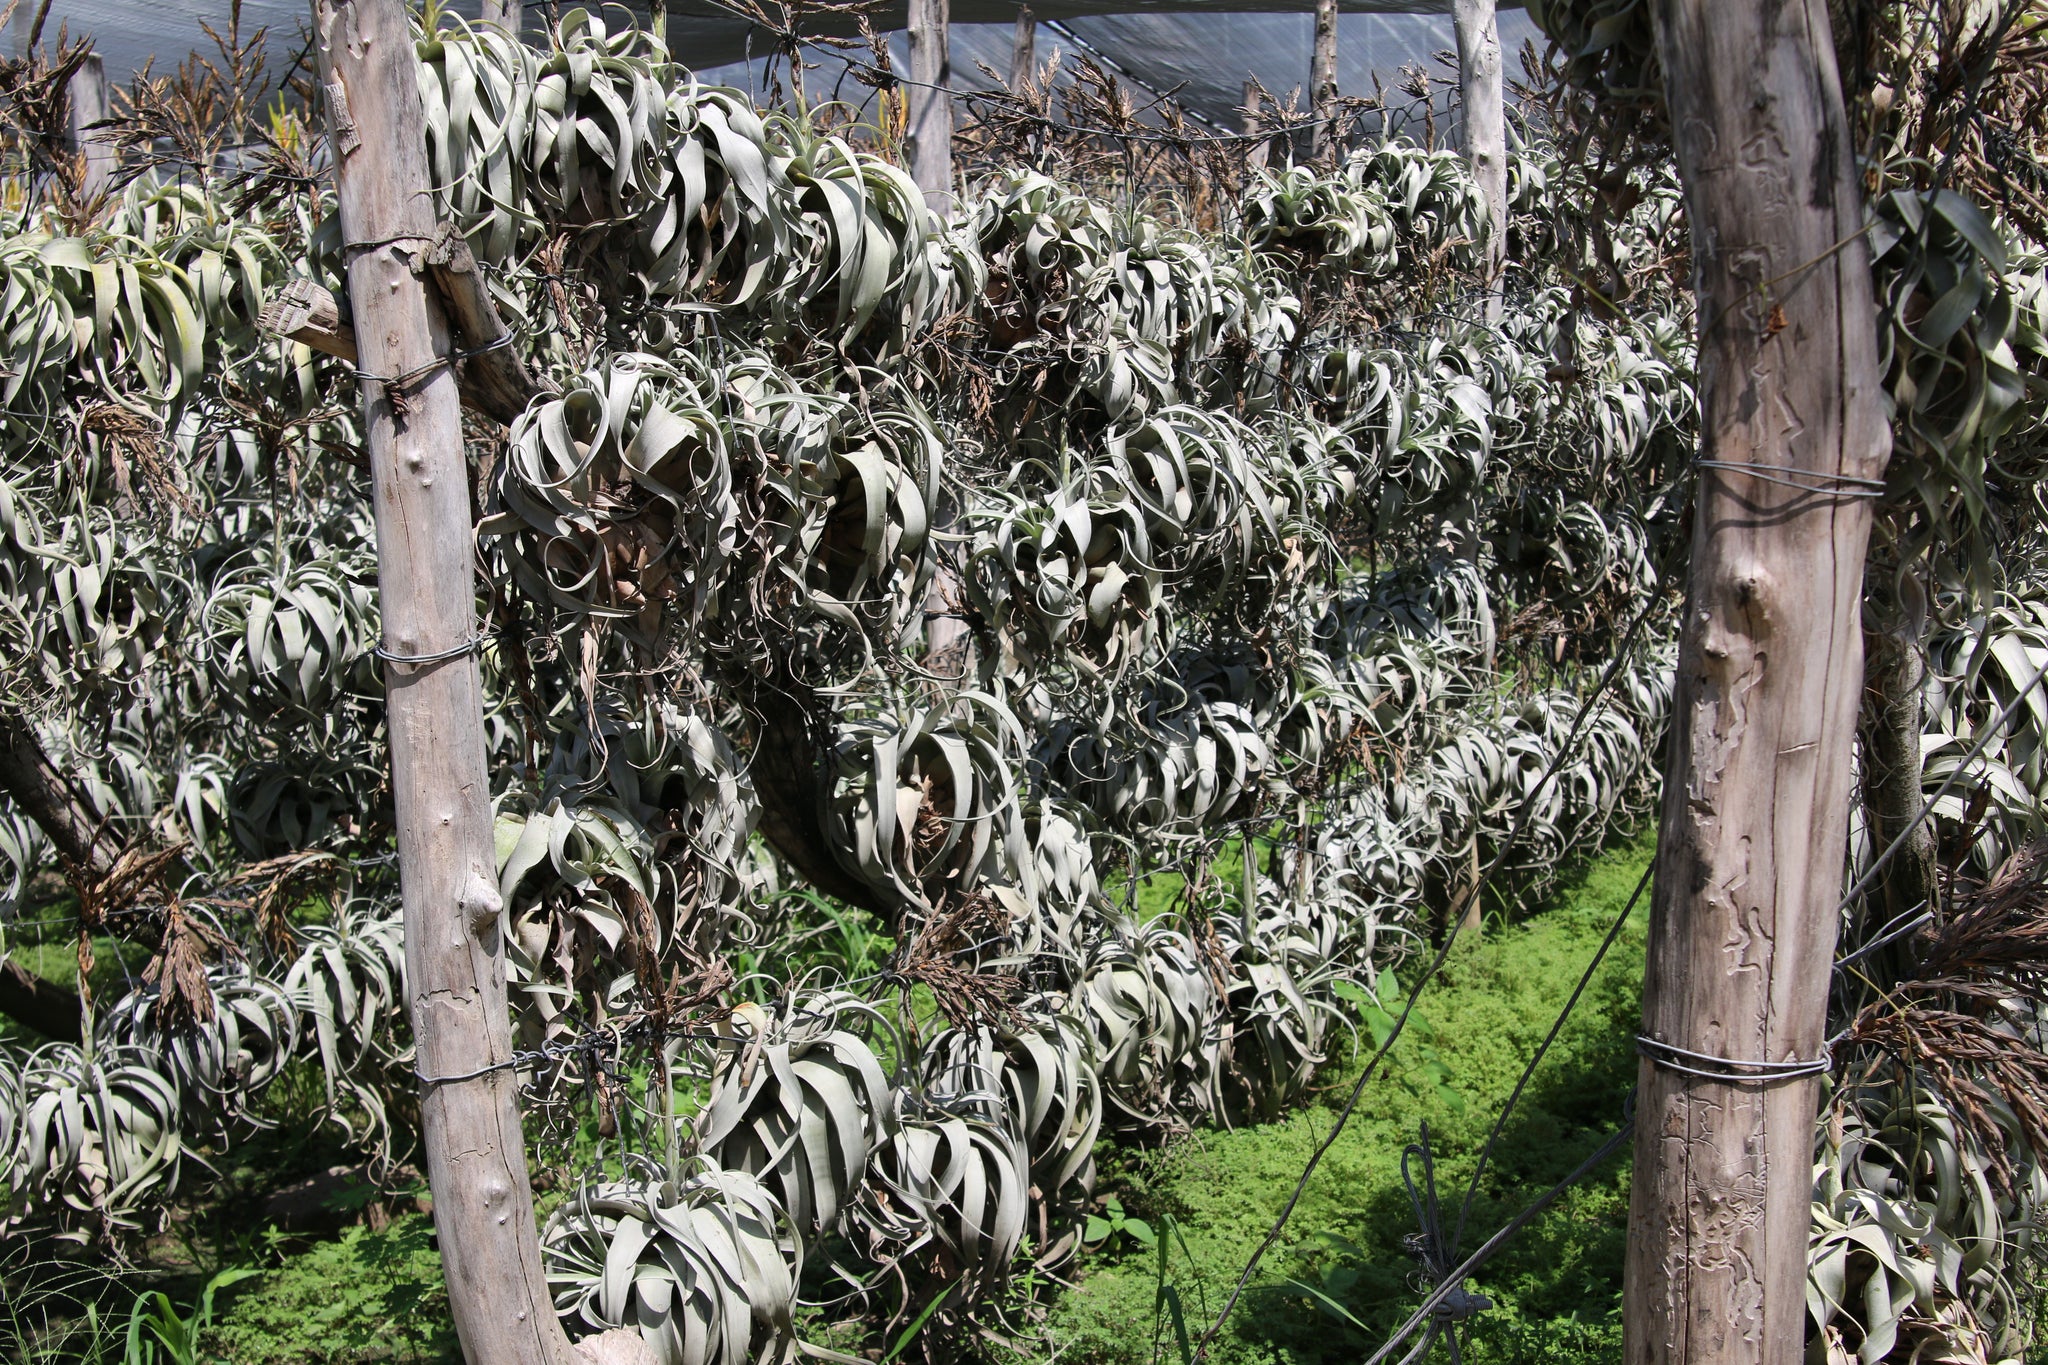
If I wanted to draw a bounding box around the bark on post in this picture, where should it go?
[1010,5,1034,91]
[1861,568,1939,926]
[0,711,116,1039]
[1309,0,1339,163]
[907,0,953,212]
[1450,0,1505,318]
[1623,2,1888,1362]
[66,52,114,202]
[308,2,576,1362]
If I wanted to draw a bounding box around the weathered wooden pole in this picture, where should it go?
[1010,5,1035,90]
[66,52,114,201]
[480,0,521,35]
[1623,0,1887,1361]
[907,0,953,211]
[1450,0,1505,317]
[308,1,577,1362]
[1309,0,1338,162]
[1242,80,1268,172]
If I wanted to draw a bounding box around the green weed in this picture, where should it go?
[127,1269,264,1365]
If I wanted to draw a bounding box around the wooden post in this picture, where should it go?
[1309,0,1338,163]
[907,0,953,212]
[308,2,578,1363]
[1010,5,1034,91]
[1450,0,1505,318]
[1623,1,1887,1362]
[480,0,521,35]
[66,52,114,201]
[1242,80,1267,173]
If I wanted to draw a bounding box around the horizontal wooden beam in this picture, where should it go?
[425,224,553,427]
[259,265,550,426]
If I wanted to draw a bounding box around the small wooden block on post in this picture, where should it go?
[259,278,360,363]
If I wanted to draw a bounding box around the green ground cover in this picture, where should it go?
[193,831,1656,1363]
[5,832,1653,1363]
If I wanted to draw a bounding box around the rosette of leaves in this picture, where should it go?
[1329,351,1490,532]
[1810,1078,2044,1365]
[200,552,379,716]
[1011,800,1110,961]
[43,731,162,848]
[543,1158,802,1365]
[972,170,1116,347]
[1240,165,1398,278]
[1082,220,1230,366]
[511,11,670,229]
[1286,787,1430,947]
[1269,643,1373,777]
[0,809,46,917]
[776,127,937,346]
[1048,679,1272,838]
[0,1048,19,1197]
[1396,340,1496,508]
[1076,918,1221,1125]
[853,1088,1031,1300]
[280,904,409,1149]
[821,696,1027,918]
[694,993,899,1236]
[794,395,943,631]
[1102,406,1292,609]
[1309,574,1469,748]
[1490,490,1625,615]
[4,1042,182,1238]
[529,698,760,938]
[1869,188,2040,589]
[1304,346,1401,429]
[1522,0,1667,142]
[968,483,1159,669]
[919,1003,1102,1266]
[417,6,795,325]
[225,745,385,860]
[1914,586,2048,872]
[6,512,174,696]
[30,234,208,410]
[94,964,298,1128]
[489,352,749,639]
[1926,587,2048,792]
[1345,143,1490,269]
[1191,258,1298,416]
[1275,414,1375,523]
[497,796,667,1042]
[1212,904,1337,1122]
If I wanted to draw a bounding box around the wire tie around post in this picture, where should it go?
[352,335,512,388]
[375,633,485,668]
[1693,459,1887,499]
[416,1056,520,1086]
[1635,1034,1832,1083]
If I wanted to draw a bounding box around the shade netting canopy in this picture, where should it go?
[17,0,1536,132]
